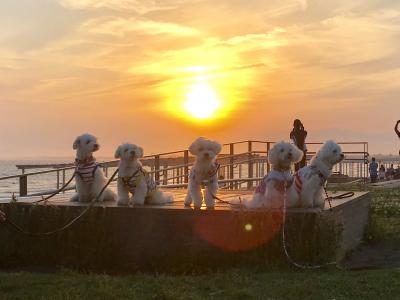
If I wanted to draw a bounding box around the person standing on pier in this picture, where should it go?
[290,119,308,171]
[369,157,378,183]
[395,120,400,155]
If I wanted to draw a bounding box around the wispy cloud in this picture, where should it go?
[59,0,202,14]
[81,16,203,37]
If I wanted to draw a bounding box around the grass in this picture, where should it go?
[0,268,400,300]
[329,185,400,243]
[0,186,399,299]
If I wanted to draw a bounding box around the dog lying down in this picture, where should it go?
[288,140,344,209]
[115,143,173,206]
[71,133,116,203]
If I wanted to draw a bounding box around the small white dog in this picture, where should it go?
[288,140,344,209]
[71,133,116,203]
[242,141,303,209]
[114,143,173,206]
[184,137,222,209]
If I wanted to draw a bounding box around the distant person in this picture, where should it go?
[290,119,307,171]
[0,210,5,222]
[396,120,400,155]
[386,164,395,180]
[379,164,386,181]
[395,166,400,180]
[369,157,378,183]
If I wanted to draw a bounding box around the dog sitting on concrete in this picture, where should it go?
[288,140,344,209]
[184,137,222,209]
[71,133,116,202]
[114,143,173,206]
[241,141,303,209]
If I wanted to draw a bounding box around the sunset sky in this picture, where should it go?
[0,0,399,158]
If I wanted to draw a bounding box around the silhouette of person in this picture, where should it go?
[395,120,400,155]
[290,119,307,171]
[369,157,378,183]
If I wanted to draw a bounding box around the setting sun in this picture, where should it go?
[183,82,221,119]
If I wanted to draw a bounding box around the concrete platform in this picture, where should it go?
[0,190,370,272]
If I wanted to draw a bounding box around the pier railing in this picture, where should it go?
[0,141,373,198]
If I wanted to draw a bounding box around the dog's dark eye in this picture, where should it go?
[280,149,284,153]
[124,149,128,153]
[86,141,90,145]
[333,150,337,153]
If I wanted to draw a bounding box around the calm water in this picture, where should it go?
[0,159,69,198]
[0,158,115,199]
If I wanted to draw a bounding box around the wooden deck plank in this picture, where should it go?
[0,189,368,212]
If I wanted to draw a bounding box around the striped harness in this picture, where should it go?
[120,167,156,196]
[255,169,293,194]
[294,165,328,194]
[75,156,100,183]
[192,163,220,187]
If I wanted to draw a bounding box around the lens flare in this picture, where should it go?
[244,223,253,231]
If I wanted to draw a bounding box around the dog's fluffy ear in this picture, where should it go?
[291,144,304,163]
[136,146,144,158]
[114,145,122,159]
[212,141,222,154]
[189,137,202,155]
[73,136,80,150]
[267,141,281,165]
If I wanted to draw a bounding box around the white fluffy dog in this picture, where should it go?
[71,133,116,203]
[242,141,303,209]
[184,137,222,209]
[288,140,344,209]
[115,143,173,206]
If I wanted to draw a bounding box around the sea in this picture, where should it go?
[0,158,114,199]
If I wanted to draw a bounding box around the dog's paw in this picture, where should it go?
[117,199,129,206]
[70,194,79,202]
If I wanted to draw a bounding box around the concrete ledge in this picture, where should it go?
[0,191,370,272]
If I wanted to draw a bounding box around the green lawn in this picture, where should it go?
[1,186,399,300]
[0,268,399,300]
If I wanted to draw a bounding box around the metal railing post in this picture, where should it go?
[62,169,66,193]
[229,143,234,190]
[19,175,27,197]
[184,150,189,183]
[247,141,253,189]
[155,155,160,184]
[163,165,168,185]
[57,170,60,189]
[266,142,271,173]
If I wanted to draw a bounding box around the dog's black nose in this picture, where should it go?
[287,152,292,159]
[341,153,344,158]
[94,143,99,148]
[204,153,209,158]
[130,150,135,155]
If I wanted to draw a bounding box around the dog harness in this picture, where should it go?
[192,163,220,186]
[120,167,157,196]
[255,169,293,194]
[75,156,100,183]
[294,165,328,194]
